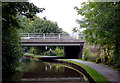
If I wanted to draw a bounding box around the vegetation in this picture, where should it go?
[74,2,120,67]
[44,50,58,56]
[19,15,64,55]
[2,2,44,82]
[43,47,64,56]
[55,47,64,55]
[83,47,99,63]
[61,59,109,82]
[56,55,64,57]
[83,48,90,61]
[3,1,119,82]
[19,16,63,33]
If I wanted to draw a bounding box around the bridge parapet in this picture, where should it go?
[20,33,85,40]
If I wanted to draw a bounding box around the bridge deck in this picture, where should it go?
[21,33,85,46]
[21,39,85,46]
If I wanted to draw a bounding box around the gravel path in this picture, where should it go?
[69,59,120,82]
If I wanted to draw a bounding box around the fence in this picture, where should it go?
[20,33,85,39]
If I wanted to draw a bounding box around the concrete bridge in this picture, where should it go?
[21,33,86,58]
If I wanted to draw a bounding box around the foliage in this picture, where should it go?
[96,58,101,64]
[19,16,64,55]
[2,2,44,82]
[83,47,98,62]
[88,53,98,62]
[32,47,45,55]
[62,59,109,82]
[72,27,78,33]
[44,50,58,56]
[19,16,63,33]
[83,48,90,60]
[75,2,120,67]
[55,46,64,55]
[28,47,35,54]
[56,55,64,57]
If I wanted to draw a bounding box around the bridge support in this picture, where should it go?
[64,44,83,59]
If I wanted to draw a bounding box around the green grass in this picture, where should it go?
[60,59,110,83]
[79,58,120,70]
[33,55,41,58]
[77,59,95,62]
[24,53,64,57]
[24,53,33,56]
[24,53,42,58]
[56,55,64,57]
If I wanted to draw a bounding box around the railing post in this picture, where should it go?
[43,33,45,39]
[59,34,60,39]
[28,33,29,39]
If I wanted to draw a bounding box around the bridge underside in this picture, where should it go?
[21,39,85,59]
[22,43,82,46]
[21,39,85,46]
[64,46,83,59]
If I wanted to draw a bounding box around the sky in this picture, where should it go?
[29,0,87,34]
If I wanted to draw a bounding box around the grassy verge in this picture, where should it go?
[60,59,110,83]
[24,53,64,58]
[56,55,64,57]
[24,53,33,56]
[24,53,42,58]
[79,58,120,70]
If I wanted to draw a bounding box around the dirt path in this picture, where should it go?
[69,59,120,82]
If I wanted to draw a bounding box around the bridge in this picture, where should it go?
[21,33,86,58]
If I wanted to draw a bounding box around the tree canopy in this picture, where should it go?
[75,2,120,66]
[19,16,63,33]
[2,2,45,77]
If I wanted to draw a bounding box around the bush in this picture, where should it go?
[28,47,35,54]
[56,55,64,57]
[96,58,101,63]
[89,53,98,62]
[83,48,90,60]
[84,48,99,62]
[55,47,64,55]
[44,50,58,56]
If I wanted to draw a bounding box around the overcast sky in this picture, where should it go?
[29,0,87,34]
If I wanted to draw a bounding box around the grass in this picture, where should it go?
[77,59,96,63]
[24,53,42,58]
[79,58,120,70]
[24,53,33,56]
[60,59,110,83]
[56,55,64,57]
[24,53,64,58]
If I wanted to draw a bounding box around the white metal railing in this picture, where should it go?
[20,33,85,40]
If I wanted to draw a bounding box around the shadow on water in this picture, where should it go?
[20,57,90,83]
[2,70,22,83]
[3,57,93,83]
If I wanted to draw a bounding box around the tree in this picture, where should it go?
[75,2,120,67]
[19,16,63,33]
[72,27,78,33]
[19,16,64,55]
[2,2,44,81]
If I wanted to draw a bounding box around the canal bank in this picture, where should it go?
[19,56,90,83]
[23,55,97,83]
[56,59,109,83]
[23,54,116,83]
[68,59,120,83]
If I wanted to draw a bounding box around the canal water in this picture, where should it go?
[18,57,88,83]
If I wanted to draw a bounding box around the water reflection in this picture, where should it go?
[17,57,88,82]
[50,64,52,70]
[45,65,47,71]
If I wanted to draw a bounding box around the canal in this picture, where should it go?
[18,57,89,83]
